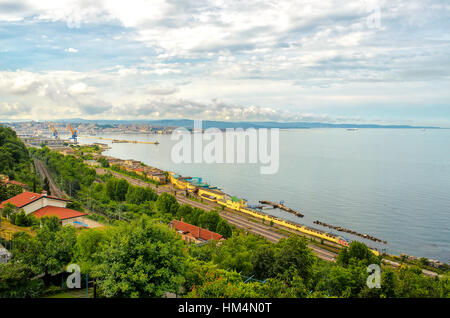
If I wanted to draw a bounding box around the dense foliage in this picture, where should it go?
[12,216,77,276]
[1,147,448,299]
[93,216,187,297]
[30,147,96,197]
[0,125,40,192]
[0,125,29,176]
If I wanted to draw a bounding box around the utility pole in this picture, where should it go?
[86,273,89,298]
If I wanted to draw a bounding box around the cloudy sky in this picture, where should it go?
[0,0,449,126]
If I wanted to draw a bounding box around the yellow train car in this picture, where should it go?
[169,172,380,257]
[169,173,197,192]
[218,198,380,256]
[197,188,225,202]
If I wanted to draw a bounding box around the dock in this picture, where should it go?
[259,200,304,218]
[80,136,159,145]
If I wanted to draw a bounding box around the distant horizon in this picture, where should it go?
[1,118,443,129]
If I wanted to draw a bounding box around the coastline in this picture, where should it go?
[31,129,449,267]
[78,142,446,268]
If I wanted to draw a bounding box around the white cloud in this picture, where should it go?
[146,85,179,96]
[68,82,93,95]
[0,1,449,125]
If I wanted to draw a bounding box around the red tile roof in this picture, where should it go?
[170,220,223,241]
[6,180,28,187]
[0,192,43,209]
[33,206,86,220]
[0,192,70,209]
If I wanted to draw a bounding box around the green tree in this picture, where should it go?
[74,228,107,274]
[115,179,129,201]
[0,262,44,298]
[43,177,51,195]
[395,266,440,297]
[106,178,129,201]
[273,236,316,284]
[12,217,77,276]
[11,209,27,226]
[381,268,396,298]
[98,157,110,168]
[337,241,380,267]
[315,265,354,297]
[6,184,23,199]
[1,202,15,218]
[66,200,85,212]
[0,183,8,201]
[126,186,157,205]
[254,274,308,298]
[93,216,187,297]
[216,219,232,238]
[252,246,276,280]
[212,233,267,276]
[198,210,220,231]
[176,204,193,220]
[156,192,179,215]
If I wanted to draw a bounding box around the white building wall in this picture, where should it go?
[43,197,67,208]
[22,197,67,215]
[23,199,44,214]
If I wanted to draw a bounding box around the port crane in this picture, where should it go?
[67,124,78,142]
[49,124,59,139]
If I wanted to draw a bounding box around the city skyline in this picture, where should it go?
[0,1,449,127]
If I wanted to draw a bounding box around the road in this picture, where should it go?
[382,259,440,278]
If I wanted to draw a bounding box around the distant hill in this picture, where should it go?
[0,118,441,129]
[51,119,440,129]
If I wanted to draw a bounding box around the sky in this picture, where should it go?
[0,0,449,126]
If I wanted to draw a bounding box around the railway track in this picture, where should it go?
[33,166,441,275]
[33,159,66,197]
[96,168,338,261]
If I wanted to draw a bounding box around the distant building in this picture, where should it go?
[169,219,224,245]
[92,143,109,150]
[84,160,101,167]
[0,174,27,190]
[148,172,166,184]
[21,137,68,147]
[123,159,138,166]
[59,148,75,156]
[105,157,124,166]
[0,191,87,227]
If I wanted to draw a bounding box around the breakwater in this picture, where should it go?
[313,220,387,244]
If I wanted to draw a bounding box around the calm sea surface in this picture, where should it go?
[77,129,450,262]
